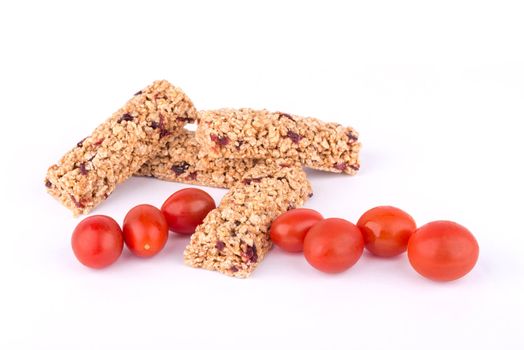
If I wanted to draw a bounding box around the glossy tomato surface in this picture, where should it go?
[303,218,364,273]
[161,188,216,234]
[357,206,416,257]
[123,204,169,257]
[408,220,479,281]
[71,215,123,269]
[270,208,324,252]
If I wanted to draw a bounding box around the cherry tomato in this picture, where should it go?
[357,206,416,257]
[123,204,169,257]
[407,220,479,281]
[71,215,123,269]
[303,218,364,273]
[270,208,324,252]
[161,188,216,234]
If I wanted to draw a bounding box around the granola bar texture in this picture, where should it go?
[45,80,197,215]
[195,108,361,174]
[183,162,312,278]
[135,129,260,189]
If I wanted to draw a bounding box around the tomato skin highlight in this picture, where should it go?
[161,188,216,234]
[303,218,364,273]
[408,220,479,281]
[357,206,416,257]
[270,208,324,252]
[123,204,169,257]
[71,215,123,269]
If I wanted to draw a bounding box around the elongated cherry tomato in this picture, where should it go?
[408,220,479,281]
[303,218,364,273]
[270,208,324,252]
[161,188,216,234]
[357,206,416,257]
[123,204,169,257]
[71,215,123,269]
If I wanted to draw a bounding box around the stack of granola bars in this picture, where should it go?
[45,80,361,277]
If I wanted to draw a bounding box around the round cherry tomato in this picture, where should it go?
[303,218,364,273]
[407,220,479,281]
[123,204,169,257]
[357,206,416,257]
[161,188,216,234]
[270,208,324,252]
[71,215,123,269]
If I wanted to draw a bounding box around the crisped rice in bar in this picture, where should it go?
[135,129,262,189]
[195,108,361,174]
[45,80,197,215]
[184,162,312,278]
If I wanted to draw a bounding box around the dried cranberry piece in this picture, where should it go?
[150,121,159,129]
[92,138,105,146]
[242,177,262,185]
[215,241,226,251]
[171,162,190,176]
[158,114,171,138]
[118,113,134,123]
[286,130,302,144]
[308,192,314,198]
[350,163,360,171]
[134,90,142,96]
[334,162,348,171]
[230,266,239,273]
[251,246,258,263]
[78,163,88,175]
[159,129,171,138]
[45,180,52,188]
[70,195,85,209]
[278,112,295,122]
[187,172,197,180]
[347,131,358,143]
[210,134,230,147]
[77,138,87,148]
[245,245,258,263]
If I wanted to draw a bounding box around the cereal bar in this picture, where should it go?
[135,129,261,188]
[195,108,361,174]
[45,80,197,215]
[184,162,312,277]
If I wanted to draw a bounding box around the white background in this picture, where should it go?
[1,1,523,349]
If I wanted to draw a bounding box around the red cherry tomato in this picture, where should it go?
[303,218,364,273]
[161,188,216,234]
[408,220,479,281]
[357,206,416,257]
[71,215,123,269]
[270,208,324,252]
[123,204,169,257]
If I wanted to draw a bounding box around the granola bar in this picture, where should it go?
[135,129,261,188]
[195,108,361,174]
[45,80,197,215]
[184,162,312,278]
